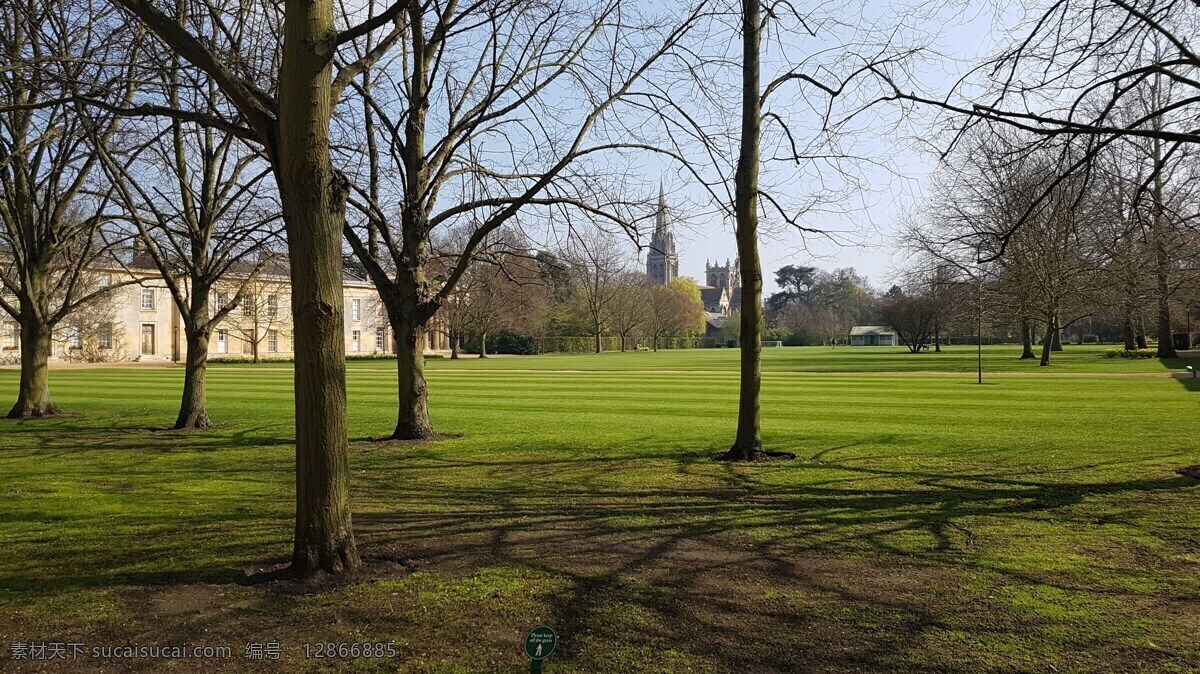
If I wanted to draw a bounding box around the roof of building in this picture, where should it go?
[699,286,725,305]
[849,325,894,336]
[705,312,729,328]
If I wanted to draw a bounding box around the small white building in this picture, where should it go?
[849,325,898,346]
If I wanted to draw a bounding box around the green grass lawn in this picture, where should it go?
[1,344,1198,672]
[421,342,1199,372]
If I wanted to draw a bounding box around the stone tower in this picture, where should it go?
[705,257,740,291]
[646,184,679,284]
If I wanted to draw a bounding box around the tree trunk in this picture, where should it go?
[1051,328,1063,352]
[7,318,59,419]
[723,0,767,462]
[595,330,602,354]
[933,318,941,353]
[1136,329,1148,350]
[1020,317,1036,359]
[1155,269,1176,358]
[392,319,433,439]
[278,0,358,575]
[173,328,212,429]
[653,335,658,352]
[450,333,459,359]
[1039,320,1055,367]
[479,332,488,358]
[1123,310,1137,351]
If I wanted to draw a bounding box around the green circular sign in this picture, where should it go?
[524,625,557,661]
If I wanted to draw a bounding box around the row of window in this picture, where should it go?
[141,289,374,323]
[3,322,400,355]
[2,324,114,350]
[214,330,281,354]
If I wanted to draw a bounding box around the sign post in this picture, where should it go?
[524,625,558,673]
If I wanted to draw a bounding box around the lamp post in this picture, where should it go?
[977,305,983,385]
[975,247,984,385]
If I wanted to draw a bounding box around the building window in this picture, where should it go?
[267,330,278,353]
[351,330,361,352]
[241,336,252,354]
[98,273,112,286]
[99,323,113,349]
[141,288,156,310]
[267,294,278,318]
[351,299,361,322]
[214,293,226,312]
[375,327,385,352]
[3,323,16,349]
[375,302,383,318]
[242,300,253,317]
[141,324,155,355]
[217,330,228,354]
[66,327,82,349]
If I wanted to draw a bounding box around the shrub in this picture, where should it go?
[1104,348,1157,359]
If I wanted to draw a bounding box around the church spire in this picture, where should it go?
[655,181,667,234]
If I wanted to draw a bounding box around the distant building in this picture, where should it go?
[643,181,743,317]
[704,311,730,340]
[0,260,450,363]
[699,258,741,315]
[645,185,679,285]
[849,325,898,346]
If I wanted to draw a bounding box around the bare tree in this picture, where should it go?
[0,0,138,418]
[55,291,128,363]
[221,279,292,363]
[879,285,937,353]
[104,0,409,575]
[467,251,545,359]
[99,67,282,427]
[336,0,702,439]
[609,273,652,351]
[874,1,1200,256]
[562,229,629,354]
[646,0,927,460]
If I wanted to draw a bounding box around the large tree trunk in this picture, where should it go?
[174,328,212,429]
[1039,320,1055,367]
[1020,317,1036,359]
[1136,328,1148,350]
[7,318,59,419]
[723,0,767,462]
[278,0,358,575]
[393,319,433,439]
[1050,327,1063,352]
[479,332,488,358]
[595,329,602,354]
[933,318,941,353]
[450,333,460,359]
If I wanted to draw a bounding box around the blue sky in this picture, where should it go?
[640,1,1020,295]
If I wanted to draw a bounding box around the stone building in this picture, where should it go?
[645,186,679,285]
[699,258,741,316]
[0,262,449,363]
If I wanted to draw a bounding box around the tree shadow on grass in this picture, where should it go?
[3,428,1198,672]
[0,420,293,455]
[346,452,1199,672]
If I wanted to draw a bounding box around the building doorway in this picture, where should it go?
[140,324,156,356]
